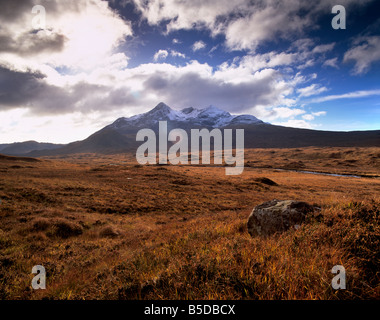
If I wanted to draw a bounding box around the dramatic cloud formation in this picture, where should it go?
[0,0,132,70]
[2,50,319,117]
[131,0,373,51]
[0,0,378,143]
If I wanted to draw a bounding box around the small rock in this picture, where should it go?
[100,226,120,238]
[254,177,278,186]
[247,199,315,237]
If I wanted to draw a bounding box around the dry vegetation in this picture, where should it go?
[0,147,379,300]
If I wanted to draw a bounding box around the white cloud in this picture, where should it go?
[153,49,186,60]
[132,0,247,33]
[286,39,339,71]
[302,111,326,121]
[302,114,315,121]
[312,111,326,117]
[192,40,206,52]
[270,107,305,119]
[170,50,186,58]
[0,108,115,144]
[311,89,380,103]
[254,105,305,121]
[208,45,219,55]
[153,49,169,61]
[344,36,380,74]
[323,57,339,68]
[312,43,335,54]
[224,4,311,51]
[297,84,328,97]
[213,52,296,85]
[0,0,132,72]
[132,0,370,52]
[273,119,313,129]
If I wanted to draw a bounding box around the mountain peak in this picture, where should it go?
[107,102,264,130]
[151,102,171,112]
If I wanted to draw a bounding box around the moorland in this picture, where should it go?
[0,146,379,299]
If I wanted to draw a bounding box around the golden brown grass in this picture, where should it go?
[244,146,380,177]
[0,147,379,299]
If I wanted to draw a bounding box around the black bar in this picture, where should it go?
[0,300,378,319]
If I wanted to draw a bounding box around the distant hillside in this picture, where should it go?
[0,144,11,152]
[236,123,380,148]
[0,141,63,156]
[28,129,134,156]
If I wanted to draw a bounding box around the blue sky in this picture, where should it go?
[0,0,379,143]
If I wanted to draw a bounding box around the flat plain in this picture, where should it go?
[0,147,379,299]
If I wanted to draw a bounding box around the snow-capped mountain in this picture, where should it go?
[108,102,263,130]
[8,100,380,157]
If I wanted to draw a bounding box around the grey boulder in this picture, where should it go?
[247,199,315,237]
